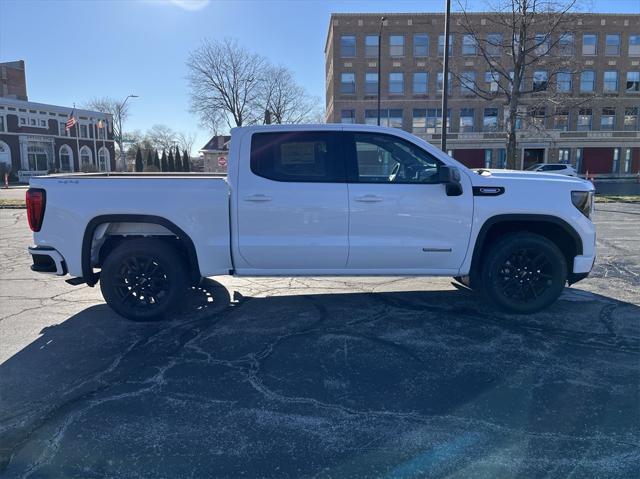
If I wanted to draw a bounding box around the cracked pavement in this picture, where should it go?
[0,205,638,478]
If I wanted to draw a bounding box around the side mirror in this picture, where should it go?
[438,165,463,196]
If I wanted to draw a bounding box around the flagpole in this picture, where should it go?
[74,104,80,172]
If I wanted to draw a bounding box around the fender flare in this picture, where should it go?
[81,214,201,286]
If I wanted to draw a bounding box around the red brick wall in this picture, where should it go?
[582,147,614,174]
[453,149,484,168]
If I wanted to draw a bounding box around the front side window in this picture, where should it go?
[59,146,72,172]
[554,109,569,131]
[557,71,572,92]
[624,107,639,130]
[558,33,574,55]
[483,108,499,131]
[459,108,474,132]
[389,72,404,94]
[559,148,571,163]
[340,35,356,57]
[58,121,68,136]
[460,71,476,95]
[577,108,592,131]
[601,108,616,130]
[582,34,597,55]
[535,33,550,55]
[340,72,355,94]
[350,132,441,184]
[413,34,428,56]
[604,71,618,93]
[365,72,378,95]
[531,107,546,128]
[533,71,548,92]
[627,71,640,92]
[80,124,88,138]
[0,115,4,132]
[462,34,477,55]
[389,35,404,56]
[413,72,428,94]
[365,35,379,57]
[436,72,452,95]
[27,142,50,171]
[341,110,355,124]
[580,70,595,92]
[364,109,402,128]
[80,146,92,166]
[485,71,499,92]
[438,34,453,56]
[250,132,343,183]
[486,33,502,56]
[412,109,426,133]
[605,34,620,55]
[630,35,640,56]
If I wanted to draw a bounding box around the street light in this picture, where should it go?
[117,94,138,171]
[377,16,386,126]
[440,0,451,151]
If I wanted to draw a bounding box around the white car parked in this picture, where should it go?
[526,163,577,176]
[26,124,596,319]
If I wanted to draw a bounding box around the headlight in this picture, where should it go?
[571,191,594,218]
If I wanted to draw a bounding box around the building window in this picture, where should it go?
[58,145,72,172]
[389,35,404,56]
[486,33,502,56]
[340,73,356,94]
[497,149,506,168]
[39,119,47,127]
[459,108,474,132]
[612,148,620,173]
[29,118,37,126]
[436,72,452,95]
[365,35,379,57]
[412,109,427,133]
[483,108,499,131]
[580,70,595,93]
[624,107,639,130]
[603,71,618,93]
[413,109,449,134]
[340,35,356,57]
[438,34,453,56]
[80,146,93,168]
[80,124,88,138]
[413,34,429,57]
[557,71,572,92]
[19,117,26,125]
[98,147,110,171]
[412,72,428,94]
[387,109,403,128]
[624,148,633,173]
[462,34,477,55]
[485,71,499,92]
[577,108,592,131]
[340,110,355,124]
[97,122,106,139]
[626,71,640,92]
[582,34,597,55]
[558,33,574,55]
[605,34,620,55]
[554,109,570,131]
[535,33,550,55]
[558,148,570,164]
[0,116,4,132]
[365,109,403,128]
[460,71,476,96]
[601,108,616,130]
[365,72,378,95]
[531,107,546,129]
[58,121,68,136]
[27,142,50,171]
[484,149,493,168]
[630,35,640,56]
[533,70,548,92]
[389,72,404,94]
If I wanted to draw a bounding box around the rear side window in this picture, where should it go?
[250,132,345,182]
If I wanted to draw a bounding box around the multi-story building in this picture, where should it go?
[1,60,28,101]
[325,12,640,175]
[200,134,230,173]
[0,61,116,182]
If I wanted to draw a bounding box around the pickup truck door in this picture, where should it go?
[235,130,349,270]
[343,131,473,272]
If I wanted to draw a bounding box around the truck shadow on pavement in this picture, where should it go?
[1,279,639,478]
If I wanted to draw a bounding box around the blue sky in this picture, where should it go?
[1,0,638,152]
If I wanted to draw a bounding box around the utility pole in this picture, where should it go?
[116,94,138,171]
[440,0,451,152]
[377,16,386,126]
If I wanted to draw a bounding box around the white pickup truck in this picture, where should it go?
[26,124,596,320]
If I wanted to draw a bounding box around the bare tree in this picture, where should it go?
[85,97,128,163]
[453,0,582,169]
[257,65,320,124]
[147,124,177,153]
[177,131,197,156]
[187,38,265,128]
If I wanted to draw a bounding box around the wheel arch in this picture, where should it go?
[81,214,201,286]
[469,214,583,282]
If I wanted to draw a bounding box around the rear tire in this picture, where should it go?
[481,233,567,314]
[100,238,188,321]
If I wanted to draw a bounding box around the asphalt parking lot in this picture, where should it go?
[0,205,638,478]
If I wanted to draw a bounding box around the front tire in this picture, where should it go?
[481,233,567,314]
[100,239,188,321]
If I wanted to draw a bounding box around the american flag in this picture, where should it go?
[65,110,77,131]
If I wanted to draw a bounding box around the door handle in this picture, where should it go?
[244,194,272,202]
[354,195,383,203]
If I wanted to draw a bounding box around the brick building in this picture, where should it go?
[325,12,640,175]
[0,61,116,182]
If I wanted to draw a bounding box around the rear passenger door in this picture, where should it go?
[235,130,349,271]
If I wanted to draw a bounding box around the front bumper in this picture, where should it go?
[28,246,67,276]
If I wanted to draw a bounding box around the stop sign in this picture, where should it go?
[217,156,227,167]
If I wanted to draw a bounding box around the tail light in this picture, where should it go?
[26,188,46,232]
